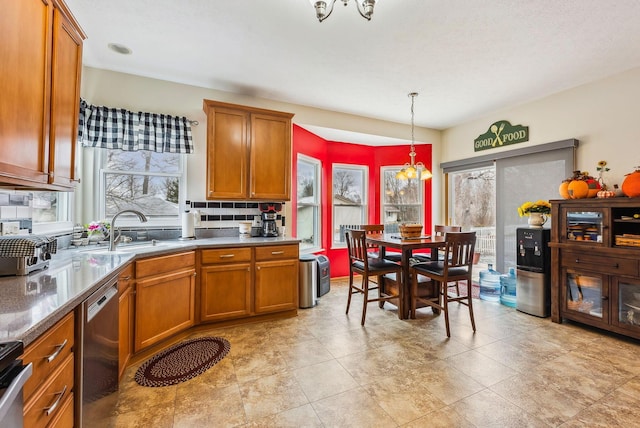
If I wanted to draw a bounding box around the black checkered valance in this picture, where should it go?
[78,99,194,153]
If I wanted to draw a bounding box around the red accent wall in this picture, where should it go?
[292,124,433,278]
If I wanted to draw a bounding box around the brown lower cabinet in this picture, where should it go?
[199,244,299,321]
[134,251,196,352]
[21,312,75,428]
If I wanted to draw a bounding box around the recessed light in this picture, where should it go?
[108,43,132,55]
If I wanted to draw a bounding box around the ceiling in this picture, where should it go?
[65,0,640,145]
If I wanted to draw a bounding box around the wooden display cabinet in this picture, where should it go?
[550,198,640,339]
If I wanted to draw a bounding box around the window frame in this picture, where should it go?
[380,166,424,232]
[296,154,322,253]
[94,148,188,227]
[332,163,368,248]
[31,191,74,235]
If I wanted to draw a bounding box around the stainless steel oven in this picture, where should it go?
[0,341,32,428]
[77,276,119,427]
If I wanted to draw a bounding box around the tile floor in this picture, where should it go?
[103,278,640,427]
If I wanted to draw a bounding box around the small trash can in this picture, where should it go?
[299,255,318,308]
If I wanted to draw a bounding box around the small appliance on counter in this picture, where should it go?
[259,202,282,237]
[0,235,57,276]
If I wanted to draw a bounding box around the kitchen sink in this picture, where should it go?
[81,241,171,254]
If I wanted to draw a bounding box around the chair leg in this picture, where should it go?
[442,282,451,338]
[455,281,460,296]
[467,280,476,333]
[361,276,368,325]
[346,270,354,315]
[410,273,418,319]
[378,275,385,308]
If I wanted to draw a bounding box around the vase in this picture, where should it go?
[527,212,547,228]
[89,232,106,243]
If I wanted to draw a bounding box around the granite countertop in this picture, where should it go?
[0,236,300,346]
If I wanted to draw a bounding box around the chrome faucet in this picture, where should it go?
[109,209,148,251]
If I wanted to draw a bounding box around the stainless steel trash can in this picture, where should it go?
[299,255,318,308]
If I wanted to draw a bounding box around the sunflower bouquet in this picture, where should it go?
[517,200,551,217]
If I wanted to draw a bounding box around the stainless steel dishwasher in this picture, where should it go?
[77,275,119,427]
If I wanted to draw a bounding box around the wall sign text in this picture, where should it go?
[474,120,529,152]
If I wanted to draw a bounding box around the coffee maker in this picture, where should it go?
[260,203,282,237]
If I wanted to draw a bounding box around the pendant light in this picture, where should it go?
[396,92,432,181]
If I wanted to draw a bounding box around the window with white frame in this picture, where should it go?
[332,164,367,246]
[97,148,186,225]
[297,155,321,252]
[31,191,73,234]
[381,166,423,232]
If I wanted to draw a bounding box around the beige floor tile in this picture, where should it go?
[231,347,289,383]
[239,371,309,421]
[400,407,476,428]
[174,384,246,427]
[293,359,358,402]
[245,403,324,427]
[445,349,517,387]
[312,387,398,427]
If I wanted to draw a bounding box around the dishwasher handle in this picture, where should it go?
[0,362,32,422]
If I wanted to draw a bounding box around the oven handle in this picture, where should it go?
[0,363,32,422]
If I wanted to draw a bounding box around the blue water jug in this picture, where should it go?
[479,264,501,302]
[500,267,517,308]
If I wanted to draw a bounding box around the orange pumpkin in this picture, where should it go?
[559,181,570,199]
[567,179,589,199]
[622,167,640,197]
[585,178,601,198]
[597,189,616,198]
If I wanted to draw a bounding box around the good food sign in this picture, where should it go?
[474,120,529,152]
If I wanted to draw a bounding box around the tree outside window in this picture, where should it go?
[381,167,423,232]
[333,164,367,245]
[101,149,184,221]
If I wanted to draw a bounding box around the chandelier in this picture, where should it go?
[396,92,432,181]
[310,0,379,22]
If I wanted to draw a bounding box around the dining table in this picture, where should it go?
[365,232,446,319]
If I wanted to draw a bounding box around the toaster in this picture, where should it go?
[0,235,57,276]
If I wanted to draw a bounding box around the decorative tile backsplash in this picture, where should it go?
[186,200,284,229]
[0,191,33,234]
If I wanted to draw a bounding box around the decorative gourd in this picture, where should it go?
[597,189,616,198]
[621,166,640,197]
[567,179,589,199]
[559,180,570,199]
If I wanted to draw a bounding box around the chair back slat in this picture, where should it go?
[434,224,462,236]
[345,229,368,264]
[443,231,476,272]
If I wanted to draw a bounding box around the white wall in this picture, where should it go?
[441,66,640,198]
[78,67,442,223]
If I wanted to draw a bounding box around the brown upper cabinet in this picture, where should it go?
[203,99,294,201]
[1,0,85,190]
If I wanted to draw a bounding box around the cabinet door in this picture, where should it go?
[249,113,291,200]
[200,263,252,322]
[560,207,609,245]
[0,0,51,186]
[206,107,248,199]
[611,276,640,336]
[561,268,609,325]
[135,268,196,352]
[48,5,83,187]
[255,258,298,314]
[118,285,134,379]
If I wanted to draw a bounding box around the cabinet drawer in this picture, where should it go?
[21,312,74,400]
[136,251,195,278]
[46,392,74,428]
[23,352,74,428]
[255,245,298,261]
[562,251,638,277]
[201,247,252,264]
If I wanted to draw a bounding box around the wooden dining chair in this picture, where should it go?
[345,229,403,325]
[409,231,477,337]
[434,225,463,294]
[359,224,385,259]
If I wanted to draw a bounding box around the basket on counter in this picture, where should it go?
[399,224,423,239]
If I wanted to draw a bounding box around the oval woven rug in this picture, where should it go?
[135,337,230,387]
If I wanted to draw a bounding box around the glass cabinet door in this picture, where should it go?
[563,269,607,320]
[612,277,640,333]
[560,208,607,245]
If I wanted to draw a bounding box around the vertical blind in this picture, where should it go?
[78,99,194,153]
